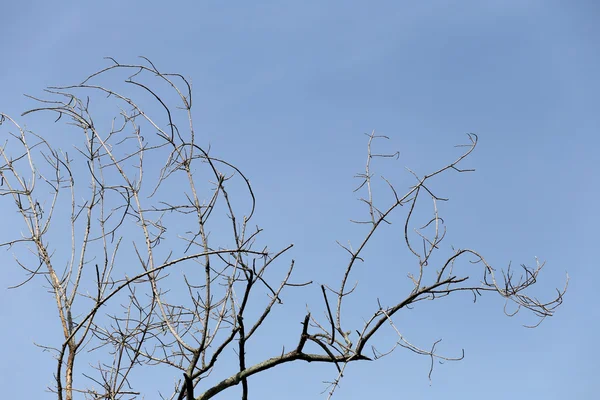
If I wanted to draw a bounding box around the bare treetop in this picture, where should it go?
[0,58,567,400]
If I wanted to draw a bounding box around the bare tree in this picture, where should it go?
[0,58,567,400]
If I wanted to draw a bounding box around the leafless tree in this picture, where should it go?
[0,58,567,400]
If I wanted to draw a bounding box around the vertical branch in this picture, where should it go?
[237,315,248,400]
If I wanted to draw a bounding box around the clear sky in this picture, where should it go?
[0,1,598,399]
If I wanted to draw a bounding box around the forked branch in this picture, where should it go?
[0,59,567,400]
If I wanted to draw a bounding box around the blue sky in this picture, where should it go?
[0,1,598,399]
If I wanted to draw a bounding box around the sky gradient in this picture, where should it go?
[1,1,598,399]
